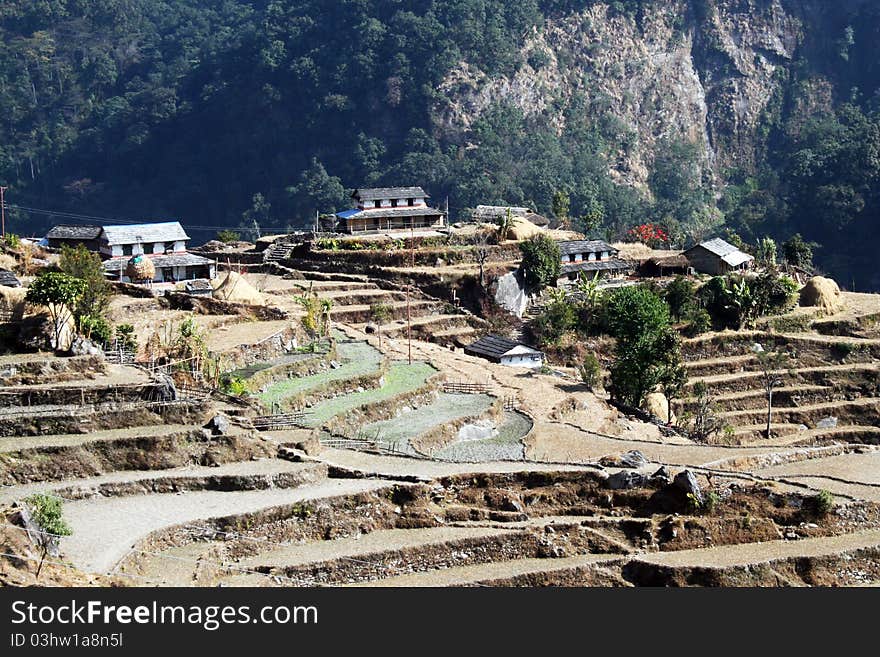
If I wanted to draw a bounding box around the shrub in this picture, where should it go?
[79,315,112,343]
[812,490,835,517]
[578,353,602,389]
[216,229,241,243]
[220,374,248,396]
[3,233,21,249]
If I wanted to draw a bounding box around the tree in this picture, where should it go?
[663,276,696,321]
[551,189,570,227]
[370,302,392,347]
[782,233,816,270]
[753,347,791,439]
[687,381,723,443]
[58,243,112,330]
[25,272,86,352]
[24,493,72,581]
[755,236,777,267]
[518,235,561,291]
[605,286,684,409]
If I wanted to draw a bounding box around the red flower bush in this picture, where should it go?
[627,223,669,248]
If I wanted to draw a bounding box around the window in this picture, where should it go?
[374,200,381,208]
[122,244,132,256]
[142,243,154,254]
[391,199,398,208]
[408,198,414,206]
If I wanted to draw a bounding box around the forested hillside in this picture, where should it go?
[1,1,879,288]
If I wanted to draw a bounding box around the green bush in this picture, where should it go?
[812,490,835,517]
[216,229,241,243]
[79,315,112,344]
[578,353,602,389]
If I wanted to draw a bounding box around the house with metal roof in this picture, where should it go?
[45,225,103,251]
[334,187,445,233]
[556,240,634,283]
[684,238,754,275]
[464,334,544,369]
[98,221,215,284]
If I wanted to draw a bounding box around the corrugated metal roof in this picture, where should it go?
[45,224,103,240]
[352,187,428,201]
[721,251,754,267]
[688,237,739,258]
[558,239,616,256]
[103,252,213,271]
[101,222,189,246]
[464,334,542,360]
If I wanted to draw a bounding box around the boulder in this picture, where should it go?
[494,270,530,318]
[153,374,177,402]
[607,471,649,490]
[292,432,323,457]
[644,392,675,424]
[206,414,231,436]
[69,336,104,357]
[816,416,838,430]
[620,450,649,468]
[672,469,703,504]
[649,466,672,487]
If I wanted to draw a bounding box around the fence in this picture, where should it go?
[251,411,310,431]
[443,381,490,394]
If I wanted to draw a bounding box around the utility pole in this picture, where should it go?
[407,222,414,364]
[0,186,7,240]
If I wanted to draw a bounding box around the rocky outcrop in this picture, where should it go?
[433,0,804,186]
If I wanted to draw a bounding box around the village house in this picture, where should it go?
[556,239,633,284]
[684,237,754,276]
[464,334,545,369]
[333,187,445,233]
[471,205,551,228]
[98,221,216,283]
[44,224,103,251]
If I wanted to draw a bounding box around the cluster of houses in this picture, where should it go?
[34,184,758,371]
[45,221,216,285]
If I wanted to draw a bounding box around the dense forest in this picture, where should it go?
[1,1,879,288]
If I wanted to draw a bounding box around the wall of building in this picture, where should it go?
[500,353,543,369]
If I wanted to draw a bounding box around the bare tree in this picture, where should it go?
[753,347,791,439]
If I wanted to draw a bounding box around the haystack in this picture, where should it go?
[211,271,264,305]
[126,254,155,283]
[506,216,544,241]
[0,254,17,271]
[799,276,844,314]
[0,285,27,321]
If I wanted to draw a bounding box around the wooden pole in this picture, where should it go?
[0,186,7,240]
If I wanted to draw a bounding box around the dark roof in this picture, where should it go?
[352,187,428,201]
[524,212,550,227]
[0,269,21,287]
[102,222,189,246]
[561,259,633,275]
[558,240,616,256]
[102,253,214,271]
[336,207,443,221]
[45,224,102,240]
[464,334,542,360]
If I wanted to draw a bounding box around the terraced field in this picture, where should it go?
[258,338,383,408]
[303,361,437,427]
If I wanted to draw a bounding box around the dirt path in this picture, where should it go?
[0,423,198,453]
[59,479,392,573]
